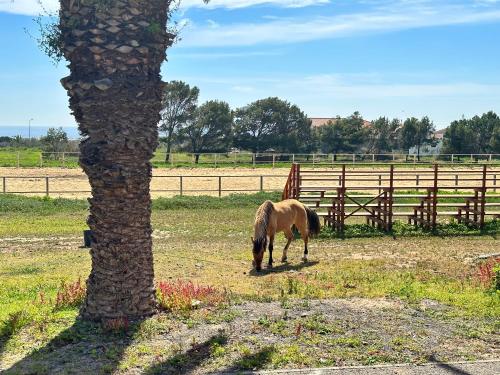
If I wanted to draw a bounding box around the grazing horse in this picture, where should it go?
[252,199,321,272]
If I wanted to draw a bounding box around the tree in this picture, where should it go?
[40,127,69,153]
[233,97,312,153]
[318,112,365,157]
[55,0,183,321]
[442,112,500,155]
[470,111,500,153]
[181,100,233,163]
[366,117,401,154]
[442,119,475,155]
[400,117,435,161]
[159,81,199,162]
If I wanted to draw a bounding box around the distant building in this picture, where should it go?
[310,117,373,129]
[433,128,446,140]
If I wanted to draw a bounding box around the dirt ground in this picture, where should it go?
[0,166,497,199]
[2,298,498,374]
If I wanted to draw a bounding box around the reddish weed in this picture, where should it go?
[476,258,500,290]
[54,278,86,310]
[157,280,227,312]
[103,317,130,333]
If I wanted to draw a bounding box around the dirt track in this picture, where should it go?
[0,166,496,198]
[0,167,290,198]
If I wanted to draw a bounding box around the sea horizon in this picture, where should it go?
[0,125,81,140]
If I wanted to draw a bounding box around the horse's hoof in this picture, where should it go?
[267,264,273,269]
[302,257,308,263]
[281,257,288,263]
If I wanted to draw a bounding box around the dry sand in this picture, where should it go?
[0,166,497,199]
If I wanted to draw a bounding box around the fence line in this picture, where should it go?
[1,169,498,198]
[0,174,289,198]
[1,151,500,168]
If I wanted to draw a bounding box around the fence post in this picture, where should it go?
[17,152,20,168]
[392,153,395,162]
[416,174,419,192]
[260,176,264,192]
[372,154,375,163]
[312,154,315,169]
[253,154,256,169]
[2,177,5,193]
[170,153,174,166]
[45,177,49,197]
[272,154,275,169]
[455,174,458,192]
[494,174,497,193]
[451,154,454,164]
[214,153,217,168]
[179,176,183,196]
[62,152,66,168]
[352,154,355,164]
[292,154,295,163]
[489,154,492,163]
[218,176,222,197]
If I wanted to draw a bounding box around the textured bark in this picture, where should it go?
[59,0,173,320]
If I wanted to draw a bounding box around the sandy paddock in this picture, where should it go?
[0,166,497,199]
[0,167,290,198]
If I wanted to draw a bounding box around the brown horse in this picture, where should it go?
[252,199,321,272]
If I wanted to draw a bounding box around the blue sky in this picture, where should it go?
[1,0,500,130]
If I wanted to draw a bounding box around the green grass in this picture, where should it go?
[0,193,499,373]
[2,147,500,168]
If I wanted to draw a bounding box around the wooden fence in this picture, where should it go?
[0,174,288,198]
[283,164,500,231]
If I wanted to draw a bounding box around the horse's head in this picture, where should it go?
[252,237,267,272]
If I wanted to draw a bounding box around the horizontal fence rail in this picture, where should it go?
[0,174,289,198]
[1,151,500,168]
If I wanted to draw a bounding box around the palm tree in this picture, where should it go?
[58,0,176,320]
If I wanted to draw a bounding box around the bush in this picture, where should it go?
[157,280,227,312]
[54,278,86,310]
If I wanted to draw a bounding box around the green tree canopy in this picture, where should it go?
[400,116,435,160]
[233,97,312,153]
[159,81,199,161]
[366,117,401,153]
[41,127,69,153]
[181,100,233,162]
[318,112,366,154]
[443,111,500,154]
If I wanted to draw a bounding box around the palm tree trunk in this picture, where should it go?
[59,0,173,320]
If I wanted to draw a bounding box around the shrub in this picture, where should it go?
[157,280,227,312]
[54,278,86,310]
[476,258,500,291]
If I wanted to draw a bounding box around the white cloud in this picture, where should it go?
[180,3,500,47]
[0,0,328,16]
[179,0,329,9]
[0,0,58,15]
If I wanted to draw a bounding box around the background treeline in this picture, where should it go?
[2,80,499,158]
[159,81,500,160]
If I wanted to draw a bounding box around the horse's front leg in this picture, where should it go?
[268,235,274,268]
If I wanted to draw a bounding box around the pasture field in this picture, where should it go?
[0,193,499,374]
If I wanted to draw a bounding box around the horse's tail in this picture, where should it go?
[304,205,321,237]
[253,201,274,250]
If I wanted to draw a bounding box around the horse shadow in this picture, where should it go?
[2,317,139,375]
[249,260,319,276]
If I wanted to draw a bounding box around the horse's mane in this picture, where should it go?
[253,200,274,252]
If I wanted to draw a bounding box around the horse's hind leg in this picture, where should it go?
[302,235,309,262]
[297,222,309,262]
[281,228,293,263]
[268,235,274,268]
